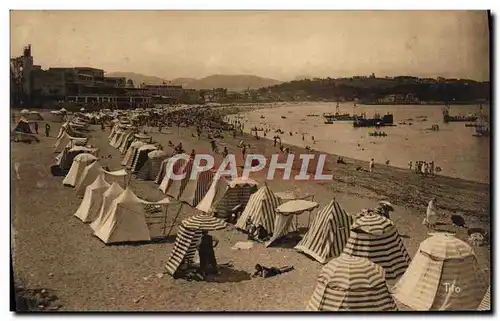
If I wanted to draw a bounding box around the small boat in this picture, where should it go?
[281,116,287,119]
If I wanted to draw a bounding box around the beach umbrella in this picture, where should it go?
[478,286,491,311]
[275,199,319,215]
[181,213,227,231]
[307,253,397,311]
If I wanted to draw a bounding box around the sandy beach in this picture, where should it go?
[11,115,490,311]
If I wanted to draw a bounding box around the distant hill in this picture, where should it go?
[105,72,168,87]
[184,74,282,91]
[170,77,197,87]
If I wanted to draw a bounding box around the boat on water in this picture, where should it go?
[353,113,394,128]
[323,103,359,123]
[442,105,478,123]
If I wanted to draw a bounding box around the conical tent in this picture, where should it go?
[93,188,170,244]
[63,153,98,187]
[307,254,397,311]
[90,182,124,232]
[74,174,110,222]
[130,144,157,173]
[196,176,231,213]
[177,170,215,207]
[342,213,410,280]
[165,225,203,276]
[13,118,32,133]
[211,177,257,218]
[118,132,136,154]
[136,150,168,181]
[159,154,189,194]
[392,234,488,311]
[26,111,43,121]
[75,161,127,196]
[295,199,354,263]
[235,184,282,234]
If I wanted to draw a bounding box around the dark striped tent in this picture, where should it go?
[478,286,490,311]
[342,213,410,280]
[235,184,282,234]
[307,254,398,311]
[392,234,488,311]
[136,150,168,181]
[177,170,215,207]
[164,157,194,198]
[155,158,170,185]
[295,199,354,263]
[121,141,146,166]
[165,225,203,277]
[130,144,157,173]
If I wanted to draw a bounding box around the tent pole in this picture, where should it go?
[165,202,183,237]
[161,205,169,235]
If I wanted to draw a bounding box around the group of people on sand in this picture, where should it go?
[409,160,436,175]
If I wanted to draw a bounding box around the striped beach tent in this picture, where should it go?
[307,253,398,311]
[181,213,227,231]
[90,182,124,232]
[118,132,136,154]
[136,150,168,181]
[63,153,98,187]
[235,184,281,234]
[165,225,203,277]
[392,234,488,311]
[478,286,491,311]
[177,170,215,207]
[109,130,123,147]
[196,176,257,217]
[155,158,170,185]
[74,173,110,223]
[121,141,146,166]
[130,144,157,173]
[342,213,410,280]
[158,154,190,195]
[295,199,354,263]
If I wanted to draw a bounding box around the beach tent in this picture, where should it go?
[478,287,491,311]
[155,158,171,184]
[265,200,318,247]
[62,153,98,187]
[136,150,169,181]
[164,157,195,199]
[55,145,98,172]
[134,133,152,143]
[75,161,128,196]
[164,225,203,277]
[93,188,170,244]
[109,130,124,148]
[74,174,110,223]
[13,118,33,134]
[158,154,189,194]
[307,253,397,311]
[121,141,146,167]
[196,176,257,217]
[130,144,157,173]
[26,111,44,121]
[90,182,124,232]
[20,109,30,115]
[118,132,136,154]
[177,169,215,207]
[392,234,488,311]
[53,131,88,152]
[342,213,410,280]
[295,199,354,263]
[235,184,282,234]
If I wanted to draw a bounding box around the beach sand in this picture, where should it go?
[11,118,490,311]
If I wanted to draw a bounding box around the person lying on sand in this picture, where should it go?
[252,264,294,278]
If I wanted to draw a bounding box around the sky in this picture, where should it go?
[10,10,490,81]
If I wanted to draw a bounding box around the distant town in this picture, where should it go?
[11,45,490,109]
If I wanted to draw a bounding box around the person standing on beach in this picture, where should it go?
[222,146,229,159]
[210,139,219,153]
[241,144,247,161]
[429,161,435,175]
[34,122,39,135]
[302,134,305,141]
[408,161,412,170]
[369,158,374,173]
[44,123,51,137]
[273,136,278,147]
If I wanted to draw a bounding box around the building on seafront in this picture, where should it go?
[10,45,156,108]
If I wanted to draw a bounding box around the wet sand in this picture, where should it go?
[11,118,490,311]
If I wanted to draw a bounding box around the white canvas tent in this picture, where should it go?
[74,173,110,222]
[93,188,170,244]
[158,154,189,194]
[295,199,354,263]
[392,234,488,311]
[90,182,124,232]
[63,153,98,187]
[75,161,128,196]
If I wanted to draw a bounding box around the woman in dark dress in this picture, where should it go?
[198,231,219,276]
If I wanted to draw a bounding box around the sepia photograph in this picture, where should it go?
[9,9,491,312]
